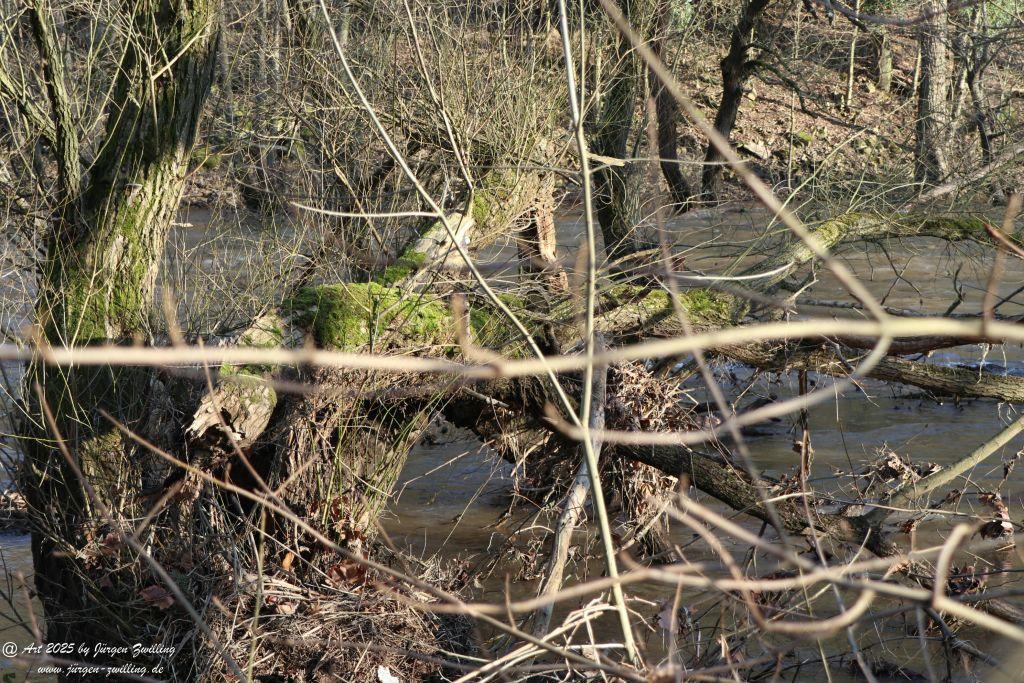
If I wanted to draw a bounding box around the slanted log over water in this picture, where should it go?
[749,212,996,291]
[615,443,891,555]
[133,205,1024,639]
[720,339,1024,402]
[193,210,1021,461]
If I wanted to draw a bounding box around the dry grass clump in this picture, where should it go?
[604,362,698,557]
[194,542,475,682]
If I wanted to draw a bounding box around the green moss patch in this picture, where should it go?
[380,250,427,287]
[285,283,450,350]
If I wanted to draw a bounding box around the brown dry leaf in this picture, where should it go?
[100,533,121,557]
[139,584,175,610]
[326,560,367,589]
[979,491,1015,541]
[265,595,297,615]
[654,601,692,636]
[898,518,919,535]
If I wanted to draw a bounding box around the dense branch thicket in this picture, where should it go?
[1,0,1024,681]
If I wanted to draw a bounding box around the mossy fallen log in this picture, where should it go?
[186,214,472,450]
[191,210,1022,454]
[181,209,1022,513]
[749,212,998,291]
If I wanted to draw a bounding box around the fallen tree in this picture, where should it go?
[184,207,1024,555]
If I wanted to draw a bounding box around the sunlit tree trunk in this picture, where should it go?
[24,0,221,654]
[874,29,892,93]
[914,0,951,184]
[591,0,658,262]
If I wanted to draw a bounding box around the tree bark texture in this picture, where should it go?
[701,0,771,200]
[915,0,951,184]
[23,0,222,655]
[591,0,658,262]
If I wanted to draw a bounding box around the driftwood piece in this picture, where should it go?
[531,344,608,638]
[186,312,286,451]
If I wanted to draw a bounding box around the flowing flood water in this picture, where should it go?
[2,204,1024,680]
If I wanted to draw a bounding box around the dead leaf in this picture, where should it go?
[100,533,121,557]
[139,584,174,610]
[946,565,986,596]
[327,560,366,589]
[979,491,1015,541]
[898,518,919,535]
[265,595,297,615]
[654,602,692,635]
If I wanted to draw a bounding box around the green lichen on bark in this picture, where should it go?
[679,288,735,322]
[25,0,224,653]
[470,169,549,240]
[590,284,735,334]
[39,0,219,347]
[282,283,565,356]
[471,170,519,227]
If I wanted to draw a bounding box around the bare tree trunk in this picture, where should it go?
[949,7,979,125]
[956,4,1000,197]
[592,0,657,263]
[516,175,568,294]
[701,0,771,201]
[873,29,892,93]
[915,0,951,184]
[845,0,860,108]
[967,68,993,165]
[650,0,693,211]
[23,0,221,655]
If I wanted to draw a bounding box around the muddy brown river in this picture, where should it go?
[2,204,1024,680]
